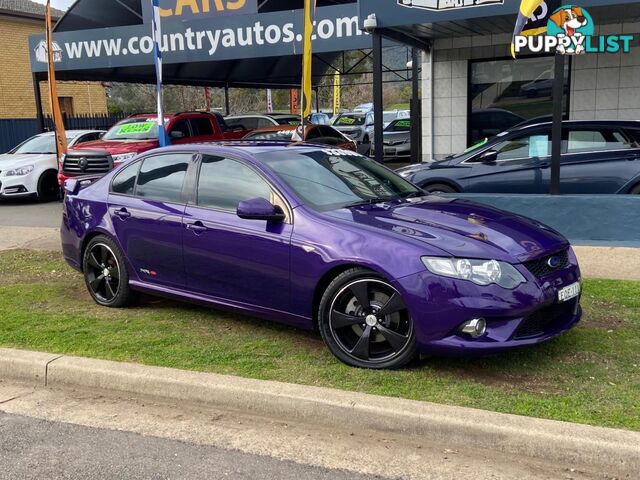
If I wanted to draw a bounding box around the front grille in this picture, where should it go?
[523,249,570,278]
[63,152,112,175]
[513,299,578,340]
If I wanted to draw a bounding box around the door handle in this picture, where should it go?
[115,208,131,220]
[186,221,208,234]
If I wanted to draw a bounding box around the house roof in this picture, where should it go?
[0,0,64,19]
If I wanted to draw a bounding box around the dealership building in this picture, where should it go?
[351,0,640,161]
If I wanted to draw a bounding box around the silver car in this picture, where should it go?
[332,112,375,155]
[372,118,412,160]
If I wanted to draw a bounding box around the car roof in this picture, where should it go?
[510,119,640,132]
[38,129,105,136]
[144,141,341,157]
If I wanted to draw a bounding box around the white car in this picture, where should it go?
[0,130,104,200]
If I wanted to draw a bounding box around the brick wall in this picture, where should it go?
[0,14,107,119]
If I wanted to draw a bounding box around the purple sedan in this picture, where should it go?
[61,143,582,369]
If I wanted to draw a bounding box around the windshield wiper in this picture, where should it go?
[346,196,397,207]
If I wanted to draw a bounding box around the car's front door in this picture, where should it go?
[557,127,640,194]
[183,154,293,312]
[108,153,193,287]
[466,129,551,193]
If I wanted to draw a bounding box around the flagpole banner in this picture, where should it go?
[46,0,67,160]
[512,0,560,57]
[151,0,168,147]
[290,89,299,115]
[267,89,273,113]
[301,0,315,125]
[332,71,341,116]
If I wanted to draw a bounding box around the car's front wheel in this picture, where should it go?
[37,170,60,201]
[630,183,640,195]
[83,235,135,308]
[318,269,417,369]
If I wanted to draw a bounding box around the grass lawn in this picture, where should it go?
[1,250,638,431]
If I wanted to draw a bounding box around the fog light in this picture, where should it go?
[459,318,487,338]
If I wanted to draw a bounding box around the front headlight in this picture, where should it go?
[112,153,137,165]
[422,257,526,289]
[5,165,34,177]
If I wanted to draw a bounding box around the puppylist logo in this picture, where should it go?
[514,4,635,55]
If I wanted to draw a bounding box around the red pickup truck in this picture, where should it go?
[59,112,247,186]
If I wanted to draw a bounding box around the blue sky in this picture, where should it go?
[32,0,75,10]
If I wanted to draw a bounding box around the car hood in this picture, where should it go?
[326,197,568,263]
[0,153,53,169]
[68,139,159,155]
[334,125,364,131]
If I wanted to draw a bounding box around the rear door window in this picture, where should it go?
[111,162,141,196]
[135,154,191,203]
[190,118,214,137]
[567,129,633,153]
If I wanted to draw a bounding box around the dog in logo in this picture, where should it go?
[549,6,589,54]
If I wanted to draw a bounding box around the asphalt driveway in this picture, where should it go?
[0,199,62,228]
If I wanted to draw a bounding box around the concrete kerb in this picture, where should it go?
[1,348,638,475]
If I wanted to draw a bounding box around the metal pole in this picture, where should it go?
[33,73,45,133]
[410,48,422,164]
[550,52,565,195]
[224,85,230,115]
[372,32,384,164]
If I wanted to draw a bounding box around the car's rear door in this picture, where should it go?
[558,126,640,194]
[466,129,551,193]
[108,152,193,288]
[182,154,293,312]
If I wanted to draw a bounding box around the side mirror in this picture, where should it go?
[237,198,286,222]
[478,150,498,164]
[170,131,186,139]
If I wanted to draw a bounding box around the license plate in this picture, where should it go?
[558,282,581,303]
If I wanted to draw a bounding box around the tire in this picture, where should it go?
[37,170,60,202]
[83,235,135,308]
[362,136,372,157]
[630,184,640,195]
[318,268,417,369]
[422,183,457,194]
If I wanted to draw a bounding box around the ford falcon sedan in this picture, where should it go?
[61,142,582,369]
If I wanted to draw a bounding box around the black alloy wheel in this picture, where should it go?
[83,236,134,308]
[319,269,416,369]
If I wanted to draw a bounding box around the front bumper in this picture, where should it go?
[0,174,38,198]
[396,258,582,356]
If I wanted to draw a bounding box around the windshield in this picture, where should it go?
[274,117,301,126]
[244,130,294,141]
[333,115,365,126]
[258,149,421,211]
[383,112,397,123]
[385,120,411,132]
[103,118,164,141]
[10,134,75,154]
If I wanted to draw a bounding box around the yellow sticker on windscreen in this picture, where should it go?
[117,122,155,135]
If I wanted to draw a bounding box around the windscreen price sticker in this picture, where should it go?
[117,122,156,135]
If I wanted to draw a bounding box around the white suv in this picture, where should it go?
[0,130,104,200]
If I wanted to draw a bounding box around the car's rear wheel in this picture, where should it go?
[422,183,457,194]
[630,184,640,195]
[318,269,417,369]
[37,170,60,201]
[83,235,134,308]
